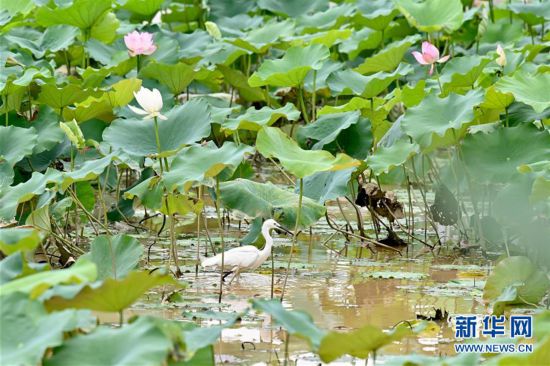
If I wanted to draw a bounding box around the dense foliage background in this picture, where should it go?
[0,0,549,364]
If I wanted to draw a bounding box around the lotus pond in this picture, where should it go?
[0,0,549,365]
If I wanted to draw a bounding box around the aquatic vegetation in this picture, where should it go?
[0,0,549,364]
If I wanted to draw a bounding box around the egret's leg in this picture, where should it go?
[228,269,240,285]
[222,271,232,282]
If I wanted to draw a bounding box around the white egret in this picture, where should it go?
[201,219,291,284]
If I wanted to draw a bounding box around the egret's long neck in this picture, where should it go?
[261,226,274,257]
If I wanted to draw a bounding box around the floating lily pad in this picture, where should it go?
[362,271,427,280]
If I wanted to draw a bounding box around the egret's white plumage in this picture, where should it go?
[201,219,288,283]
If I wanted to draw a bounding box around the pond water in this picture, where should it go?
[98,199,492,365]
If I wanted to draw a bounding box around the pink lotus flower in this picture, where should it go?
[412,41,450,75]
[124,31,157,57]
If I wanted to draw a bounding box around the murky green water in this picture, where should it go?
[98,200,492,365]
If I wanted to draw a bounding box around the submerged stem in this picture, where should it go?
[280,178,303,302]
[215,177,225,303]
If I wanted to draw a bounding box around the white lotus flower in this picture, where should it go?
[128,87,167,120]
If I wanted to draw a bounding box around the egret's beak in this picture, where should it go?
[275,224,293,236]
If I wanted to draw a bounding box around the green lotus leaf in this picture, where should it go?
[12,67,52,87]
[120,0,164,17]
[85,39,131,68]
[393,79,426,108]
[0,0,35,16]
[0,293,96,366]
[248,44,330,87]
[180,315,239,361]
[90,11,119,43]
[508,2,550,25]
[319,324,412,362]
[0,125,38,166]
[43,316,172,366]
[354,0,399,30]
[401,89,484,150]
[44,270,178,312]
[440,55,491,95]
[252,299,326,349]
[103,99,211,157]
[222,103,300,133]
[519,161,550,203]
[393,0,463,33]
[0,227,41,255]
[141,62,197,95]
[13,111,65,166]
[219,179,326,229]
[257,0,328,17]
[256,127,359,178]
[35,0,112,30]
[5,25,80,58]
[302,168,355,203]
[354,35,420,74]
[367,139,420,175]
[208,0,256,18]
[297,3,355,32]
[60,153,116,190]
[461,124,550,184]
[297,111,361,150]
[217,64,265,102]
[0,169,62,220]
[228,19,295,54]
[339,28,382,60]
[0,258,97,298]
[318,97,372,115]
[479,18,524,45]
[38,84,91,112]
[63,78,142,122]
[328,63,413,98]
[481,86,514,110]
[82,234,143,280]
[0,252,26,285]
[494,70,550,114]
[124,176,164,210]
[483,256,550,315]
[162,141,254,192]
[286,29,352,48]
